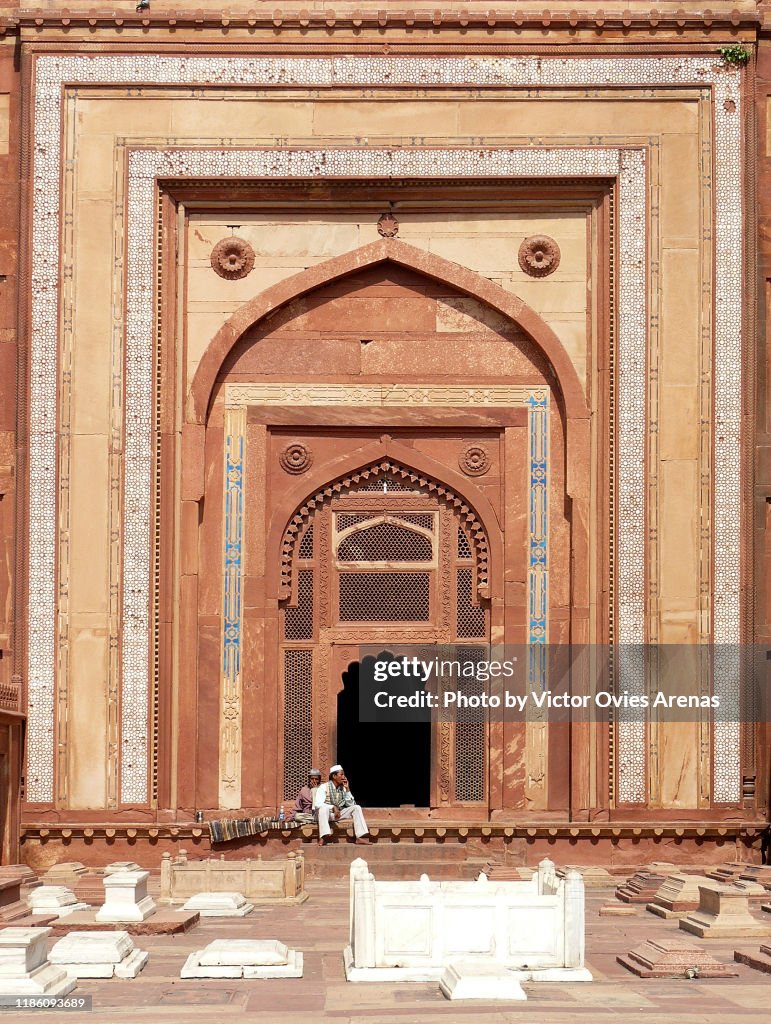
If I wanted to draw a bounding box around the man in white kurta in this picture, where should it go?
[313,765,371,846]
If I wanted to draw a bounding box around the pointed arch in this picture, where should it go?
[187,237,588,425]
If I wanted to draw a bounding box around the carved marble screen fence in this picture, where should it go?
[26,55,743,807]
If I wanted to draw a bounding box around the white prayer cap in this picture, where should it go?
[329,764,343,775]
[309,767,321,776]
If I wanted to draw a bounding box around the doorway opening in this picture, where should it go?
[336,656,431,808]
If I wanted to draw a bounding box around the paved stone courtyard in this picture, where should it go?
[10,878,768,1024]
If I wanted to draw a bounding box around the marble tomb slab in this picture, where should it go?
[181,939,303,979]
[28,887,90,918]
[617,937,738,978]
[95,871,157,924]
[680,886,771,939]
[439,959,528,1000]
[0,927,76,996]
[179,892,254,917]
[49,931,149,979]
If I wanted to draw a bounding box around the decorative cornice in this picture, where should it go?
[19,820,768,843]
[0,7,761,36]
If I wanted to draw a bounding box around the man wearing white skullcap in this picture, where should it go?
[313,765,371,846]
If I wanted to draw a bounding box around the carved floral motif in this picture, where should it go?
[518,235,561,278]
[459,444,491,477]
[279,442,314,474]
[377,212,399,237]
[210,236,255,280]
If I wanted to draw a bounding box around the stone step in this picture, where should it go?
[293,840,470,861]
[305,858,480,880]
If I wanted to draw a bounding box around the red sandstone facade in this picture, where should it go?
[0,2,766,870]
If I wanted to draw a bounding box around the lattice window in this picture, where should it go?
[456,567,486,638]
[354,476,419,492]
[339,572,430,621]
[398,513,436,530]
[298,525,314,560]
[457,526,472,560]
[284,569,314,640]
[283,649,313,800]
[338,522,433,562]
[454,647,487,802]
[336,513,378,531]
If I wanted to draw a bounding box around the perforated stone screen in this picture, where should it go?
[337,522,433,562]
[283,649,313,801]
[456,567,487,639]
[284,569,314,641]
[338,572,431,621]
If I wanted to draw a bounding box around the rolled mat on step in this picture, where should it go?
[208,817,302,843]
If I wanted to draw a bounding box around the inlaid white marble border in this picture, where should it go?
[27,55,742,806]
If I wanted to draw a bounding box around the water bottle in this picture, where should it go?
[278,804,286,825]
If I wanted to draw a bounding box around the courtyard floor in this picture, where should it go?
[9,879,770,1023]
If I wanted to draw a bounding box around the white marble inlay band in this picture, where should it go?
[28,55,742,806]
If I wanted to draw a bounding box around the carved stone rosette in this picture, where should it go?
[210,236,255,280]
[377,212,399,238]
[279,441,314,475]
[459,444,491,477]
[518,235,561,278]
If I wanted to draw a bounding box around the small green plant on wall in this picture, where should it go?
[719,44,751,67]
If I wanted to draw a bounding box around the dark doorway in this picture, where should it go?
[336,656,431,807]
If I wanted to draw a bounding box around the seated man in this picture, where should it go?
[291,768,322,823]
[313,764,371,846]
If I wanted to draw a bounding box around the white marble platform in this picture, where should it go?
[28,886,90,918]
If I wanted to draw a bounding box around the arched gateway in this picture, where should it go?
[278,459,492,811]
[184,244,588,821]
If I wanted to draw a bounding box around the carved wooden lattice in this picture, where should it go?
[457,526,472,560]
[279,460,490,600]
[298,524,314,560]
[455,647,487,802]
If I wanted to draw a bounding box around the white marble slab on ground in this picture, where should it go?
[0,927,76,996]
[49,930,149,979]
[180,939,303,979]
[179,892,254,917]
[439,960,528,1000]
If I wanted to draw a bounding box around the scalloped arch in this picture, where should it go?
[279,459,491,602]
